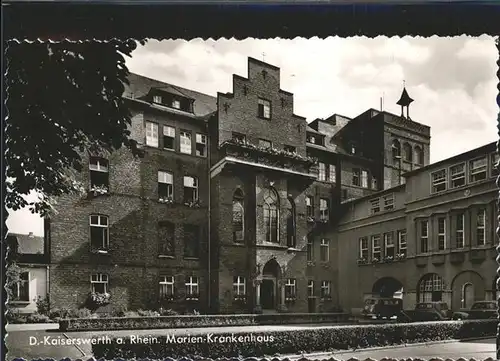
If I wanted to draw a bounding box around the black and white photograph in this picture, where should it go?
[4,35,499,360]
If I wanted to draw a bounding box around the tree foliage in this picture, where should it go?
[5,40,145,216]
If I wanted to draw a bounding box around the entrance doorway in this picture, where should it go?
[261,279,275,310]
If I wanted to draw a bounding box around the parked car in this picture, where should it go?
[409,302,453,321]
[452,301,498,320]
[362,297,403,320]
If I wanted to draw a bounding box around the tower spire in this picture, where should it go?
[396,81,414,120]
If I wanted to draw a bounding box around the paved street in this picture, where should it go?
[5,323,498,360]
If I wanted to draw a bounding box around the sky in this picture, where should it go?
[6,36,498,236]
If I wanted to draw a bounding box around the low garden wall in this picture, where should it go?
[59,312,351,332]
[92,319,498,359]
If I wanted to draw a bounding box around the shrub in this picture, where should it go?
[137,309,160,317]
[6,308,27,324]
[67,308,94,319]
[159,308,179,316]
[111,305,128,317]
[26,313,53,323]
[92,319,498,359]
[35,295,51,316]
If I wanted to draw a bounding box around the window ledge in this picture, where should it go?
[91,250,110,255]
[231,242,246,247]
[183,257,200,261]
[158,255,175,259]
[9,300,31,305]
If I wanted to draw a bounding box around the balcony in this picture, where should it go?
[211,139,318,178]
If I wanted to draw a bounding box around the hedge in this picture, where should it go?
[5,358,491,361]
[59,312,350,331]
[92,319,498,359]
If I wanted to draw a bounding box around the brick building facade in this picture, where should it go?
[47,56,497,315]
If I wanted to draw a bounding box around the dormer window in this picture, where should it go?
[172,99,181,109]
[307,134,316,144]
[153,95,162,104]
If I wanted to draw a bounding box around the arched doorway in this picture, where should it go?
[372,277,404,299]
[451,271,485,310]
[261,259,281,310]
[417,273,444,303]
[462,283,474,309]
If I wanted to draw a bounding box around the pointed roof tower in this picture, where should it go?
[396,81,414,120]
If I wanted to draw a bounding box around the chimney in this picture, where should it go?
[28,232,34,238]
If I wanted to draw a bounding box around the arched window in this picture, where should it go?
[414,146,424,165]
[403,142,413,162]
[232,189,245,243]
[392,140,401,160]
[418,273,444,303]
[263,187,279,243]
[286,198,296,248]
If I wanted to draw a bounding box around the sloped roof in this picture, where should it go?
[124,73,217,117]
[7,233,44,255]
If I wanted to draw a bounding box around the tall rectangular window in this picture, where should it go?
[233,276,246,296]
[321,281,331,298]
[158,171,173,201]
[308,280,314,298]
[183,225,199,259]
[359,237,368,259]
[420,220,429,253]
[185,276,199,299]
[91,273,108,294]
[285,279,297,300]
[319,198,329,221]
[398,230,407,257]
[328,165,336,183]
[456,213,465,248]
[307,236,314,261]
[361,170,369,188]
[450,163,465,188]
[89,157,109,191]
[477,209,486,246]
[384,233,395,258]
[146,121,159,147]
[318,162,326,181]
[372,235,381,260]
[469,157,487,183]
[183,176,198,204]
[258,98,271,119]
[180,130,192,154]
[163,126,176,151]
[306,196,314,218]
[159,276,175,299]
[90,215,109,252]
[158,221,175,256]
[320,238,329,262]
[431,169,447,193]
[352,168,361,186]
[196,134,207,157]
[437,216,446,251]
[10,271,29,301]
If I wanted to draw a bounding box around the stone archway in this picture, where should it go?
[260,258,281,311]
[451,270,485,311]
[372,277,404,299]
